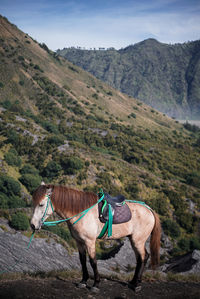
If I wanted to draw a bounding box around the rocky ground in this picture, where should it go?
[0,277,200,299]
[1,219,200,298]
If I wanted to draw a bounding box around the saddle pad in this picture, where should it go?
[98,201,132,224]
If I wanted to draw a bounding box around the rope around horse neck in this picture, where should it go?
[43,193,105,227]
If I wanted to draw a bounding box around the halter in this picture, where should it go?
[41,194,54,224]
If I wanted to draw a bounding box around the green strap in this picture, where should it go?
[97,204,113,239]
[97,221,108,239]
[43,194,105,226]
[108,204,113,237]
[41,195,54,223]
[125,199,152,210]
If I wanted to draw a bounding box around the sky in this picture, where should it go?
[0,0,200,51]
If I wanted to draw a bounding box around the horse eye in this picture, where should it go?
[39,203,44,207]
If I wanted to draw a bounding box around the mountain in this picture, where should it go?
[0,15,200,257]
[57,38,200,119]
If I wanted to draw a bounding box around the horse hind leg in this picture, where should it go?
[128,237,149,292]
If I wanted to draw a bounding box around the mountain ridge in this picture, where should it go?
[57,38,200,119]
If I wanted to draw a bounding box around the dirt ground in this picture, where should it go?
[0,277,200,299]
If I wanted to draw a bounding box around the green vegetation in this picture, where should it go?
[19,173,42,194]
[0,175,26,208]
[162,219,181,238]
[10,212,29,230]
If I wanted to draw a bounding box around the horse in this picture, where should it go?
[30,183,161,293]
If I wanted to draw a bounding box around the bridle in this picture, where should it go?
[41,194,54,224]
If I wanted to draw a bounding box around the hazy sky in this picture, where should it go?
[1,0,200,50]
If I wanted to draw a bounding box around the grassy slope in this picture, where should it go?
[0,16,200,255]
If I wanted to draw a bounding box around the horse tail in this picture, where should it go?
[150,210,161,269]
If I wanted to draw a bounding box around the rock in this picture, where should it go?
[0,229,80,273]
[160,250,200,274]
[0,230,137,275]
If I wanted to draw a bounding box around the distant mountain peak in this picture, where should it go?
[58,39,200,119]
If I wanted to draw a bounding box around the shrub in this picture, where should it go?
[47,135,64,146]
[178,237,200,251]
[0,193,9,209]
[185,172,200,188]
[162,219,181,238]
[10,212,29,230]
[61,156,84,175]
[19,173,42,193]
[18,56,24,61]
[176,211,194,232]
[0,175,21,197]
[189,236,200,250]
[178,238,190,251]
[42,161,62,180]
[42,122,59,134]
[4,149,22,167]
[20,164,39,175]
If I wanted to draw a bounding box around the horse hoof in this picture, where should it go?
[135,286,142,293]
[76,282,87,289]
[128,283,141,293]
[90,286,100,293]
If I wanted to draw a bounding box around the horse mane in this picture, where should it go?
[32,184,98,214]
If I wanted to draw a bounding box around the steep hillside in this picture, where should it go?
[0,16,200,257]
[57,39,200,119]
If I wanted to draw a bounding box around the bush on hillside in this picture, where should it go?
[10,212,29,231]
[178,237,200,251]
[42,161,62,180]
[0,176,26,208]
[4,148,22,167]
[162,219,181,238]
[47,135,64,146]
[60,156,84,175]
[20,164,39,175]
[0,175,21,197]
[7,195,27,208]
[19,173,42,193]
[185,172,200,188]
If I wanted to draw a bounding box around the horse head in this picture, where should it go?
[30,183,54,231]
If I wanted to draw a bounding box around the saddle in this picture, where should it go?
[98,192,132,226]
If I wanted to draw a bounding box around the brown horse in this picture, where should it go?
[31,183,161,292]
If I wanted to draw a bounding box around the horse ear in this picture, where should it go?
[41,181,45,185]
[46,188,52,196]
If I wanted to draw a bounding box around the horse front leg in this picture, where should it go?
[86,240,100,292]
[128,237,149,292]
[76,241,89,288]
